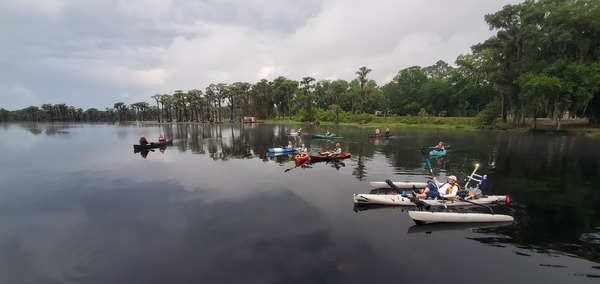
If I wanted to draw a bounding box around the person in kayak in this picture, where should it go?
[430,141,444,151]
[413,175,459,200]
[327,143,342,157]
[384,127,390,136]
[325,130,331,136]
[287,141,294,149]
[158,134,166,143]
[139,135,149,145]
[375,128,380,135]
[299,144,308,156]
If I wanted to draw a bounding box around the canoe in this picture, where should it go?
[311,134,344,139]
[369,181,428,189]
[353,193,508,206]
[133,139,173,151]
[408,211,514,224]
[429,149,447,156]
[268,147,299,153]
[309,152,351,162]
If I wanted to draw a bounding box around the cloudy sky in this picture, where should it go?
[0,0,522,111]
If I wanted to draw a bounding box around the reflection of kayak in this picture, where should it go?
[309,152,351,162]
[311,134,344,139]
[286,132,309,136]
[268,147,299,153]
[408,211,514,224]
[267,152,293,157]
[406,221,514,234]
[133,139,173,151]
[369,133,392,138]
[429,149,447,156]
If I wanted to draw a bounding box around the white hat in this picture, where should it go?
[447,175,457,181]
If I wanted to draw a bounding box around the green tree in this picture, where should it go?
[354,66,373,114]
[382,66,427,116]
[296,77,316,122]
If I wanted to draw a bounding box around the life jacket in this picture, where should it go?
[443,182,462,201]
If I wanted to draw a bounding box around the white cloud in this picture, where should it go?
[0,0,523,110]
[0,83,37,109]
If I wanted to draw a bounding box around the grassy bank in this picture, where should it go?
[261,116,600,137]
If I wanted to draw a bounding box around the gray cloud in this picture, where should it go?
[0,0,521,110]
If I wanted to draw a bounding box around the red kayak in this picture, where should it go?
[309,152,351,162]
[295,152,310,166]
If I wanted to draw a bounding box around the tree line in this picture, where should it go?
[1,0,598,130]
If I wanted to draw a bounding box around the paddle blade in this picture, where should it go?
[425,158,432,170]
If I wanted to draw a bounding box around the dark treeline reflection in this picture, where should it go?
[490,133,600,264]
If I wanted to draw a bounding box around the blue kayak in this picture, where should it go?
[311,134,344,139]
[429,149,447,156]
[268,147,300,153]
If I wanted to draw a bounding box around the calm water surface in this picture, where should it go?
[0,122,599,284]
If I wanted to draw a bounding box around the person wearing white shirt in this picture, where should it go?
[413,175,459,199]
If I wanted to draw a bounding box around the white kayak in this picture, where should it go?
[408,211,514,224]
[369,181,428,189]
[353,193,508,206]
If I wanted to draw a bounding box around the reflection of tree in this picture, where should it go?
[23,123,43,135]
[21,123,71,136]
[352,155,366,181]
[490,134,600,265]
[469,222,600,265]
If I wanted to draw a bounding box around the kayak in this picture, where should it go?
[408,211,514,224]
[429,149,447,156]
[133,139,173,151]
[309,152,351,162]
[295,152,310,165]
[369,181,428,189]
[353,193,508,206]
[357,164,507,206]
[311,134,344,139]
[268,147,299,153]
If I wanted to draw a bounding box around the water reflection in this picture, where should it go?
[136,146,170,159]
[1,123,599,282]
[406,221,515,234]
[18,122,74,135]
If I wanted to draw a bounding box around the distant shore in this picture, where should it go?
[259,117,600,137]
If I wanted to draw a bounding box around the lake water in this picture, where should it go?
[0,122,599,283]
